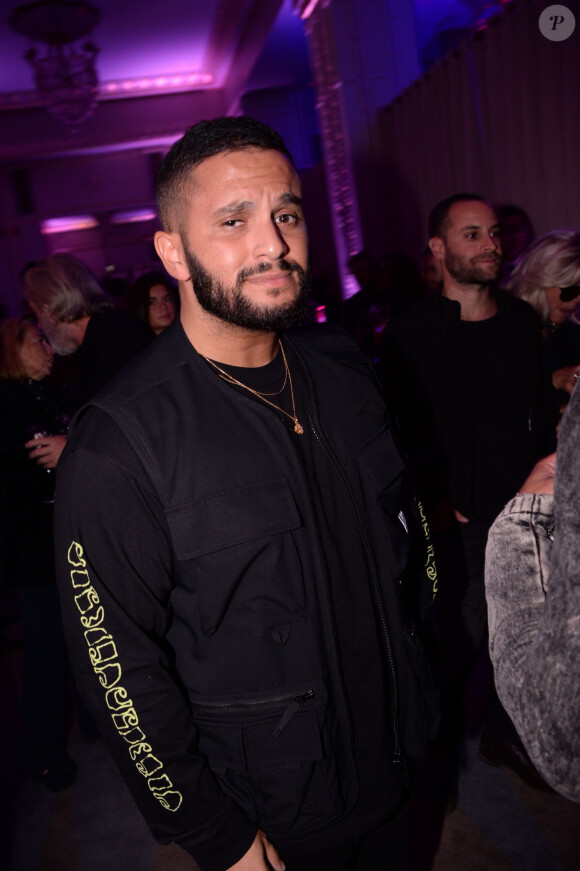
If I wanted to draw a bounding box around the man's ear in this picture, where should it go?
[154,231,190,282]
[429,236,445,261]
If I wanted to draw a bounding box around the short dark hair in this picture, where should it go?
[155,116,295,231]
[428,193,486,239]
[496,204,531,222]
[496,204,535,235]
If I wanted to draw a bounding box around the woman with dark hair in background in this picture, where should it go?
[128,270,179,336]
[0,315,76,791]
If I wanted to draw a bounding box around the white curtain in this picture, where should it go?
[375,0,580,257]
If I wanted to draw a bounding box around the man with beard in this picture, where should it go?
[379,193,545,807]
[23,254,152,409]
[53,118,438,871]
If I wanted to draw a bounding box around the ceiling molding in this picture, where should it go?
[204,0,283,81]
[0,89,229,162]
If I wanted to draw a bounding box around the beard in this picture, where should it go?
[444,249,501,286]
[182,240,310,332]
[42,320,80,356]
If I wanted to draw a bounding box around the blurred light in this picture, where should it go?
[110,208,157,225]
[300,0,321,19]
[41,215,98,234]
[99,71,213,100]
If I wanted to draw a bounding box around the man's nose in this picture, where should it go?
[483,234,500,252]
[252,219,289,261]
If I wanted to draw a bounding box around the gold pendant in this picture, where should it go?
[294,420,304,435]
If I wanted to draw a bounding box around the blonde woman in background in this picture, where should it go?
[508,229,580,392]
[508,230,580,447]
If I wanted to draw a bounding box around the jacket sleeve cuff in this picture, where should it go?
[178,811,258,871]
[494,492,554,524]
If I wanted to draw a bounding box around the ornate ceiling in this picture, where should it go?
[1,0,307,160]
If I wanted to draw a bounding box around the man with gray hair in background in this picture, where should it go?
[24,253,151,409]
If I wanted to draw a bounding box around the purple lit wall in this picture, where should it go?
[378,0,580,257]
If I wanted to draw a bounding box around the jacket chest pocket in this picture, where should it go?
[165,476,308,636]
[191,681,344,837]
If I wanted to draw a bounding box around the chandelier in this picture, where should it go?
[9,1,101,129]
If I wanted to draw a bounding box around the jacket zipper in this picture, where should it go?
[308,412,402,762]
[288,426,355,749]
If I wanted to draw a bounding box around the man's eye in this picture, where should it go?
[275,213,298,226]
[223,219,243,227]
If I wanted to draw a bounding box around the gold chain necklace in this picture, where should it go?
[201,339,304,435]
[241,346,289,397]
[202,339,287,399]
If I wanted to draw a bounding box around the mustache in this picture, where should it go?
[238,260,304,281]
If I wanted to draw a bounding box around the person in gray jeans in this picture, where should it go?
[485,385,580,802]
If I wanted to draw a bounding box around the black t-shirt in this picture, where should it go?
[460,314,537,523]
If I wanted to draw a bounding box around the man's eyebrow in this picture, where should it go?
[212,200,254,218]
[459,223,501,232]
[278,192,303,207]
[211,192,303,218]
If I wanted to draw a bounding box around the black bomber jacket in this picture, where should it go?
[54,321,436,871]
